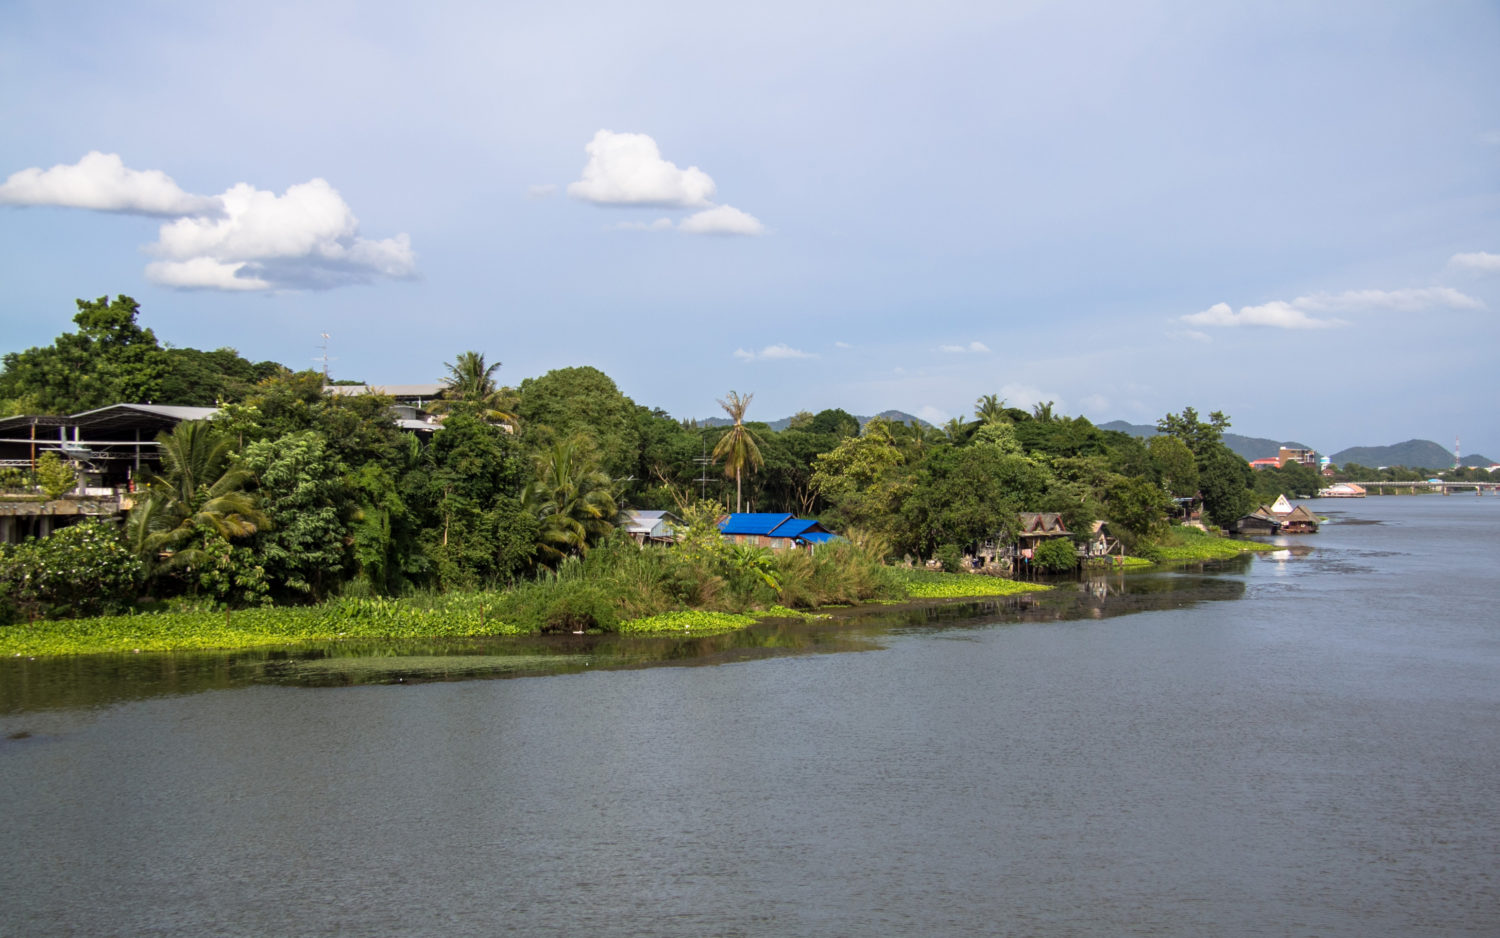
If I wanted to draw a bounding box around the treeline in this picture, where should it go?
[2,296,1273,619]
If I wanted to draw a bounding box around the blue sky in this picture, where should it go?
[3,1,1498,457]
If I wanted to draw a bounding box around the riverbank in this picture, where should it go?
[1138,526,1280,562]
[0,569,1049,658]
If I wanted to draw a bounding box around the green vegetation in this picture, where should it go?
[1,296,1294,656]
[894,569,1050,599]
[1137,526,1277,562]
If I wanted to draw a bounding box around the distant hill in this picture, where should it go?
[698,410,932,431]
[1097,420,1308,462]
[1330,440,1492,470]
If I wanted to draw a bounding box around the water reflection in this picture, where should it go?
[1,563,1247,714]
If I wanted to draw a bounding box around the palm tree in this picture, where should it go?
[434,350,519,430]
[1031,400,1056,422]
[130,420,268,571]
[943,416,973,442]
[712,390,763,513]
[522,436,617,567]
[974,394,1009,425]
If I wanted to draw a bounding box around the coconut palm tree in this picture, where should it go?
[1031,400,1056,422]
[433,350,519,430]
[974,394,1009,425]
[130,420,268,571]
[712,390,763,513]
[522,436,617,567]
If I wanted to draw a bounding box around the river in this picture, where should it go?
[2,495,1497,936]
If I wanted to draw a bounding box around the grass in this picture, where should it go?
[1138,526,1279,562]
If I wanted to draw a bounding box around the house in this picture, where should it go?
[325,384,445,433]
[622,509,681,545]
[1317,482,1366,498]
[1237,494,1319,534]
[1016,512,1071,556]
[718,513,837,550]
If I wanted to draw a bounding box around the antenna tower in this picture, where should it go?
[694,430,716,500]
[318,332,332,382]
[1455,436,1461,471]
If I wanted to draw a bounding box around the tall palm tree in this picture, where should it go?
[522,436,617,567]
[712,390,763,513]
[974,394,1009,425]
[943,416,973,442]
[130,420,268,571]
[1031,400,1056,422]
[434,350,519,430]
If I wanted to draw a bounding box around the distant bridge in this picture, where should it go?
[1344,481,1500,495]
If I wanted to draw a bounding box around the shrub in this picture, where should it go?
[1033,537,1079,572]
[0,519,143,620]
[936,543,965,574]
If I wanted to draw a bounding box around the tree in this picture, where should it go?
[0,295,170,413]
[518,367,641,478]
[434,350,519,429]
[33,452,77,500]
[129,420,268,577]
[0,519,143,620]
[712,390,764,513]
[243,431,351,600]
[522,436,618,566]
[974,394,1009,425]
[1147,435,1198,498]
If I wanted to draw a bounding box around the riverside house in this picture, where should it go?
[718,513,837,550]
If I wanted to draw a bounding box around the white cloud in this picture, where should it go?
[1448,252,1500,274]
[0,151,220,216]
[834,341,854,349]
[734,343,816,361]
[678,204,765,236]
[568,130,715,207]
[1297,287,1483,312]
[937,340,991,353]
[1183,300,1340,329]
[1,152,414,292]
[145,178,415,291]
[1184,286,1482,330]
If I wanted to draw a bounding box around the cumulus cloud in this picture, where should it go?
[1448,252,1500,274]
[937,340,991,353]
[0,152,414,292]
[568,130,715,208]
[734,343,816,361]
[679,204,765,236]
[0,151,221,216]
[1184,286,1482,330]
[144,179,415,291]
[566,130,765,236]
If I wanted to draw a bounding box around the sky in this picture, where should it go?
[2,0,1498,457]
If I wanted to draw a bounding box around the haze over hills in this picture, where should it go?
[696,410,931,431]
[1098,421,1492,469]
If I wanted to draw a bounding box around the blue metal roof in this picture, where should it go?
[719,513,796,536]
[799,531,840,544]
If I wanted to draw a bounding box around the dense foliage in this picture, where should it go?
[1,296,1281,638]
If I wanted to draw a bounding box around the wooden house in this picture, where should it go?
[1016,512,1071,556]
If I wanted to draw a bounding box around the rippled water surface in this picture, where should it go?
[3,496,1497,936]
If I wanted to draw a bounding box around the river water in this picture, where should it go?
[2,495,1497,936]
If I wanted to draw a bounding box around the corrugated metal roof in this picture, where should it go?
[68,403,220,429]
[324,384,446,398]
[799,531,840,544]
[719,513,795,536]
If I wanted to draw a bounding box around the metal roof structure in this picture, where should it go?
[324,383,446,402]
[67,403,219,431]
[719,513,797,536]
